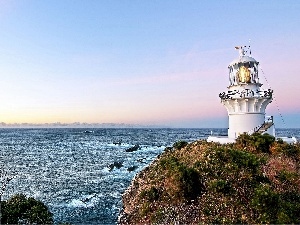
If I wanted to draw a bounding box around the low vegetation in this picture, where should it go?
[119,134,300,224]
[1,194,53,224]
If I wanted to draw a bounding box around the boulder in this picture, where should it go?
[108,161,123,171]
[125,144,140,152]
[127,165,138,172]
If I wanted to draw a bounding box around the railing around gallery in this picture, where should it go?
[219,89,273,100]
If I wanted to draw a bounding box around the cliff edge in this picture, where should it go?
[119,133,300,224]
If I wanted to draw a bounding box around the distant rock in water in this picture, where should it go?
[127,166,138,172]
[125,144,140,152]
[108,161,123,171]
[81,193,96,203]
[113,141,122,145]
[83,130,94,134]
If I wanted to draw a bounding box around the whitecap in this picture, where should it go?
[66,194,99,208]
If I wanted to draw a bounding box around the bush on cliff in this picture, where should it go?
[235,132,275,153]
[160,156,204,201]
[120,133,300,224]
[172,140,188,150]
[1,194,53,224]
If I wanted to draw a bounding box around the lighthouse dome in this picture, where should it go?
[229,56,258,67]
[227,47,260,86]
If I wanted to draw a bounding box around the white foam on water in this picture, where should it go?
[109,191,121,198]
[66,194,99,208]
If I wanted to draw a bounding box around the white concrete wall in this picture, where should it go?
[228,113,265,138]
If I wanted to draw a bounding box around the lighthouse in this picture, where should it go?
[208,46,275,143]
[221,46,275,138]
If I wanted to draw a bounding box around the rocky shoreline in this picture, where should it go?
[118,157,160,224]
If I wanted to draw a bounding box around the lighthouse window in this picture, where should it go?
[241,62,251,68]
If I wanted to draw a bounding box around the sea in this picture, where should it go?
[0,128,299,224]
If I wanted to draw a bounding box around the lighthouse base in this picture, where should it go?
[207,136,236,144]
[207,135,297,144]
[228,113,265,139]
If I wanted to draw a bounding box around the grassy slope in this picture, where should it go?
[119,133,300,224]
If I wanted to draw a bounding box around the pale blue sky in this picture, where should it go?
[0,0,299,127]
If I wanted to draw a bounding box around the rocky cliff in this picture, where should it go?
[119,134,300,224]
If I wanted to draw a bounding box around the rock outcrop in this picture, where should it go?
[119,134,300,224]
[125,144,140,152]
[108,161,123,171]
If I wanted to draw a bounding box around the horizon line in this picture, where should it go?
[0,122,297,129]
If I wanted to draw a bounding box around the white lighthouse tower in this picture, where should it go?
[222,46,275,138]
[208,46,275,143]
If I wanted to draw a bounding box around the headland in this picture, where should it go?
[119,133,300,224]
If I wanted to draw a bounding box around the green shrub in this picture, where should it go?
[178,166,203,201]
[271,141,300,158]
[251,185,300,224]
[150,209,164,224]
[140,186,160,201]
[1,194,53,224]
[173,141,188,150]
[228,148,264,173]
[198,147,264,176]
[139,202,151,217]
[209,179,233,195]
[159,156,181,170]
[255,133,275,153]
[159,155,203,202]
[251,184,279,223]
[277,192,300,224]
[236,133,275,153]
[278,170,299,183]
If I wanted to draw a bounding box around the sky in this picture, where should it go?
[0,0,299,128]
